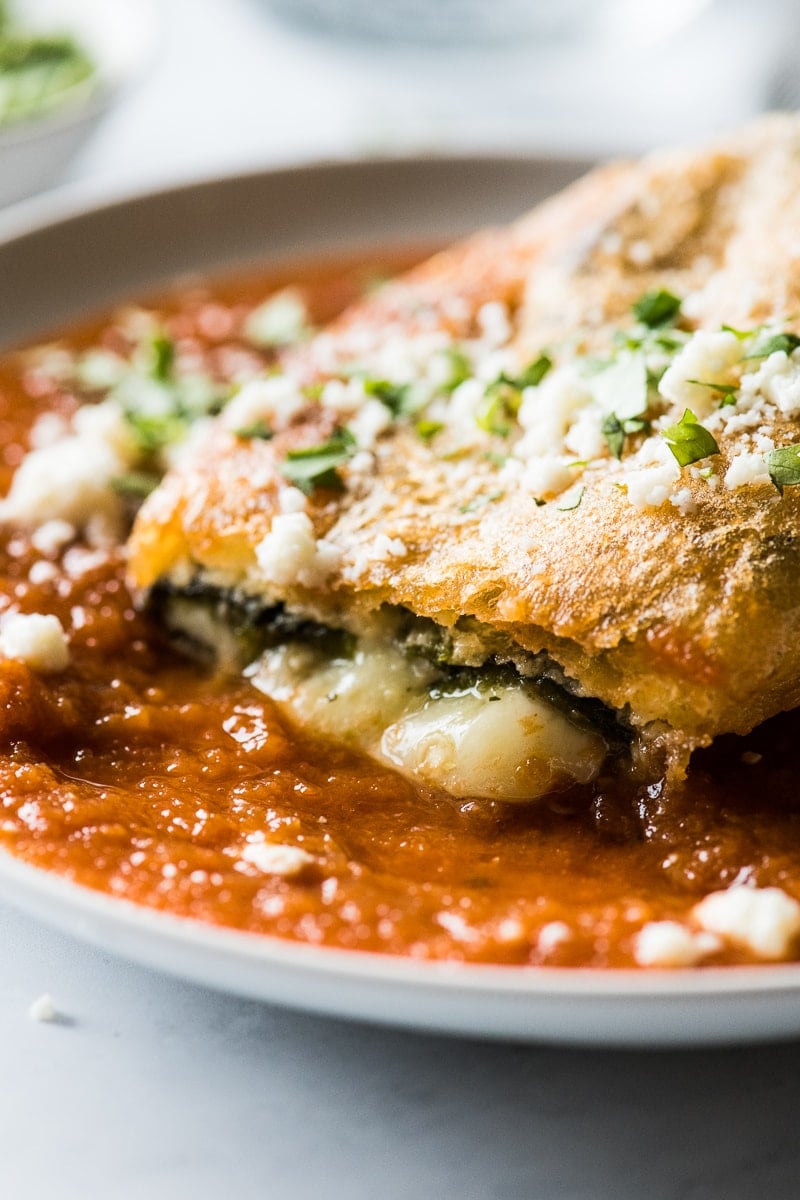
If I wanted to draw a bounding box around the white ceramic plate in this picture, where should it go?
[2,157,800,1047]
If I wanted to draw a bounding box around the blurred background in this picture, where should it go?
[1,0,800,207]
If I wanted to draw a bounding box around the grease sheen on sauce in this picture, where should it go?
[1,254,800,969]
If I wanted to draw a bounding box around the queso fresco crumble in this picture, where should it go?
[1,263,800,969]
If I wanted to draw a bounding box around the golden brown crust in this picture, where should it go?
[128,115,800,753]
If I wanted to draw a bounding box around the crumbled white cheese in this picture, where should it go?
[0,401,136,537]
[29,411,69,450]
[72,399,138,459]
[744,350,800,418]
[519,455,576,499]
[28,993,57,1022]
[724,451,771,490]
[222,376,306,434]
[0,612,70,673]
[277,486,307,515]
[669,486,697,515]
[319,377,366,414]
[623,454,681,509]
[633,920,719,968]
[516,366,594,459]
[255,512,341,589]
[30,519,75,557]
[372,533,407,560]
[243,289,309,348]
[240,841,314,876]
[27,560,58,586]
[476,301,512,348]
[658,330,742,416]
[692,885,800,960]
[347,450,375,476]
[348,398,392,450]
[161,416,215,472]
[537,921,572,955]
[628,239,654,266]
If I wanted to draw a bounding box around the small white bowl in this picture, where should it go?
[0,0,159,207]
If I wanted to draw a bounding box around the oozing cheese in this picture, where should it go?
[247,637,607,803]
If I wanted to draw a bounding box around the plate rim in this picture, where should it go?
[3,847,800,1003]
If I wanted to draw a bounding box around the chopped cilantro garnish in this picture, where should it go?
[476,381,522,437]
[233,419,273,440]
[150,333,175,383]
[439,347,472,393]
[555,484,585,511]
[513,354,552,389]
[632,289,681,328]
[416,419,444,441]
[363,378,411,416]
[661,409,719,467]
[124,411,188,457]
[686,379,739,407]
[458,490,504,514]
[767,445,800,494]
[745,332,800,360]
[721,323,751,340]
[111,471,161,500]
[279,427,356,494]
[602,414,624,459]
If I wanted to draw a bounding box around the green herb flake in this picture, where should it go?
[233,419,273,441]
[363,377,411,416]
[514,354,552,389]
[111,471,161,500]
[745,332,800,360]
[416,419,444,441]
[458,490,504,515]
[721,323,751,340]
[767,445,800,494]
[279,427,356,494]
[602,411,651,460]
[555,484,585,512]
[686,379,739,407]
[632,289,682,329]
[602,414,625,460]
[439,347,472,393]
[661,408,720,468]
[150,334,175,383]
[476,381,521,437]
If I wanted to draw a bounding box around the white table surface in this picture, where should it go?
[4,1,800,1196]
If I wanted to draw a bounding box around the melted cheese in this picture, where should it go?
[247,637,607,803]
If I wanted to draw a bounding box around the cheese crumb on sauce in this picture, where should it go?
[0,399,137,544]
[691,885,800,960]
[634,885,800,965]
[633,920,720,968]
[239,841,315,877]
[0,612,70,673]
